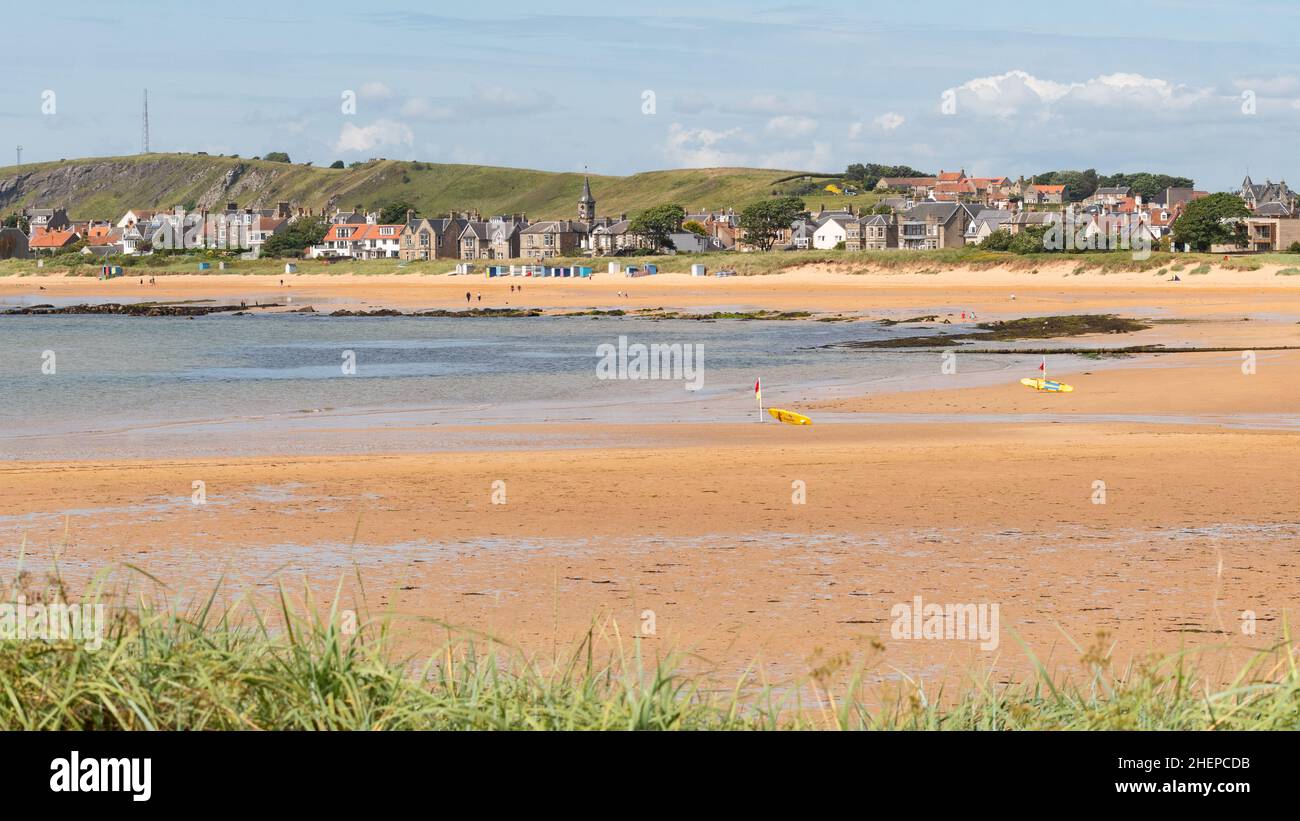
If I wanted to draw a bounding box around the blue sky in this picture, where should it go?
[3,0,1299,190]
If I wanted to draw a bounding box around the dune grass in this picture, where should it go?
[4,247,1289,281]
[2,568,1298,731]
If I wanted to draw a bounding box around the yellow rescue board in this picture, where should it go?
[768,408,813,425]
[1020,377,1074,393]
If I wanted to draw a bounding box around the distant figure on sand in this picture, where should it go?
[465,291,471,303]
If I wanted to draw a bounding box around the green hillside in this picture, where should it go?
[0,153,873,222]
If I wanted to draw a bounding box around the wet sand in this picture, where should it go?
[5,261,1300,322]
[2,265,1298,687]
[4,419,1297,684]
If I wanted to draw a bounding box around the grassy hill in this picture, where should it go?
[0,153,877,222]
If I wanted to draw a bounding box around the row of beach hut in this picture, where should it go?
[482,264,595,278]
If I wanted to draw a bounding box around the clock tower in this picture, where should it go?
[578,173,596,222]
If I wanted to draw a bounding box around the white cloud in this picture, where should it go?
[359,81,394,99]
[1234,75,1299,96]
[675,92,820,117]
[475,86,551,114]
[848,112,905,140]
[663,123,835,171]
[873,112,905,131]
[663,123,748,167]
[335,119,415,153]
[400,97,454,121]
[737,94,819,115]
[761,141,835,172]
[943,69,1211,118]
[764,115,817,137]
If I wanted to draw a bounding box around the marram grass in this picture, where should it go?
[1,577,1298,730]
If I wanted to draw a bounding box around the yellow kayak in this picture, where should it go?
[1020,377,1074,393]
[768,408,812,425]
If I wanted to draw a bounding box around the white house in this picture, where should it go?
[247,216,287,256]
[812,216,851,250]
[116,209,159,229]
[965,209,1012,244]
[310,223,402,259]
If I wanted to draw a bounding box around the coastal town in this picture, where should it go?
[3,167,1298,264]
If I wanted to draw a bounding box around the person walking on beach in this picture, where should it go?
[476,292,482,302]
[465,291,471,304]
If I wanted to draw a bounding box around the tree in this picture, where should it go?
[261,217,329,258]
[629,204,686,251]
[1100,172,1194,201]
[739,196,807,251]
[845,163,931,191]
[1170,193,1249,252]
[2,213,30,233]
[1008,225,1050,255]
[378,201,417,225]
[1031,169,1097,202]
[682,220,707,236]
[329,160,345,169]
[264,152,292,164]
[979,229,1012,251]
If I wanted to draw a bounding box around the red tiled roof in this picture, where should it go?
[878,177,937,187]
[322,223,403,242]
[29,229,79,248]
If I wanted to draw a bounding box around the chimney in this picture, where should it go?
[406,208,415,222]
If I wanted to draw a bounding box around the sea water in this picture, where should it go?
[0,313,1066,459]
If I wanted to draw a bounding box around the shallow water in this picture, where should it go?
[0,313,1056,459]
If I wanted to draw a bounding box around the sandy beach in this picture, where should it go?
[3,262,1298,688]
[6,260,1300,320]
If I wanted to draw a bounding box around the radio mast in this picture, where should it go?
[142,89,150,154]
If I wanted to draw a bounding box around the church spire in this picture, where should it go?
[578,168,596,221]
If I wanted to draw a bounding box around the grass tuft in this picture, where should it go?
[2,574,1298,730]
